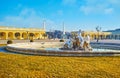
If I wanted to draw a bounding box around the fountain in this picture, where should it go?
[62,30,92,51]
[5,30,120,56]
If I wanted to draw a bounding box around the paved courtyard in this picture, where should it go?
[0,39,120,44]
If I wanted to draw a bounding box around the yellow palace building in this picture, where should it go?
[0,26,113,40]
[0,26,46,40]
[81,31,112,40]
[71,31,112,40]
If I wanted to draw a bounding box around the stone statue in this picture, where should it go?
[64,38,73,49]
[85,35,90,43]
[72,37,81,50]
[83,35,92,51]
[63,30,92,51]
[77,30,84,48]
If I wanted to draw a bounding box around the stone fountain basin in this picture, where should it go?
[6,42,120,56]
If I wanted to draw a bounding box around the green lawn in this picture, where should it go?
[0,52,120,78]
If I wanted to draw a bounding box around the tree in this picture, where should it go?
[96,26,101,42]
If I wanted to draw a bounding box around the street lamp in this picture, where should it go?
[96,26,101,42]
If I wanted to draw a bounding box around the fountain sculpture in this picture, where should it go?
[63,30,92,51]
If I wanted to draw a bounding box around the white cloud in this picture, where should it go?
[80,0,116,15]
[104,8,114,14]
[19,8,36,18]
[0,8,55,30]
[80,6,93,15]
[108,0,120,4]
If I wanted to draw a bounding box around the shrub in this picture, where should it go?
[7,40,13,44]
[30,39,34,42]
[60,39,64,42]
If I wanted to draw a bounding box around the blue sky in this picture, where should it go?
[0,0,120,31]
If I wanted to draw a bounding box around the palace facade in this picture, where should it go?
[47,30,112,40]
[0,26,46,40]
[71,31,112,40]
[106,29,120,40]
[1,26,120,40]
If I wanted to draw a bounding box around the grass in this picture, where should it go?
[0,52,120,78]
[0,44,6,47]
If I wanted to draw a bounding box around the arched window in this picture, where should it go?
[15,32,21,39]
